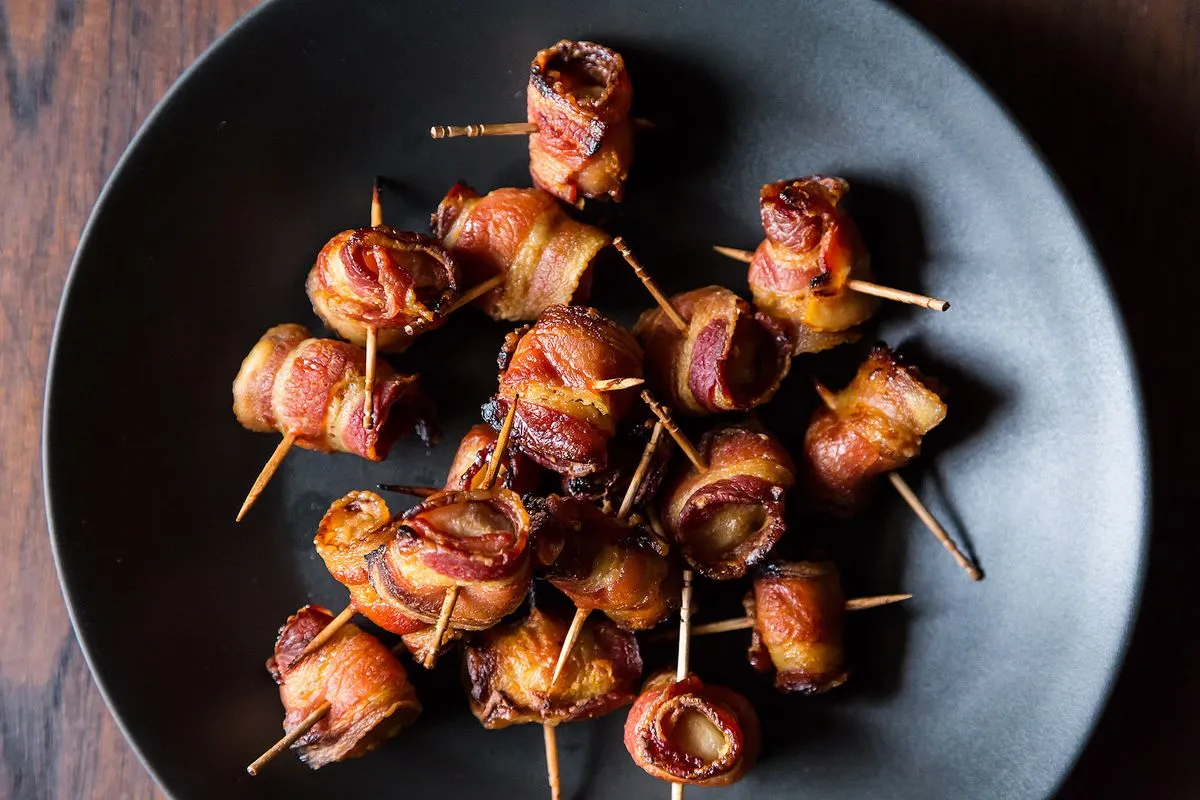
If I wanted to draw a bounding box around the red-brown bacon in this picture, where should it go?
[445,423,543,495]
[662,422,796,579]
[266,606,421,769]
[804,344,947,514]
[747,177,879,354]
[365,488,532,630]
[232,324,434,460]
[484,305,644,477]
[527,40,634,205]
[746,561,849,694]
[634,286,793,416]
[623,670,760,787]
[533,495,680,630]
[433,184,609,321]
[306,227,460,351]
[464,608,642,729]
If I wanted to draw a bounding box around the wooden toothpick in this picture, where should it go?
[640,391,706,473]
[287,604,357,669]
[549,607,590,689]
[671,567,695,800]
[236,432,296,522]
[363,181,384,429]
[612,237,689,334]
[589,377,645,392]
[653,594,913,640]
[544,722,563,800]
[430,118,655,140]
[617,420,665,520]
[247,701,332,775]
[376,484,439,498]
[423,585,459,669]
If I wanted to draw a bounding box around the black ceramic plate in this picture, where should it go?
[44,0,1147,798]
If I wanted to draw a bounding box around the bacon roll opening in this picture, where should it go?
[445,423,543,495]
[266,605,421,769]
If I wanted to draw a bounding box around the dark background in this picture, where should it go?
[0,0,1194,797]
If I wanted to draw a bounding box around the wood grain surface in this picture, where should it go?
[0,1,1195,798]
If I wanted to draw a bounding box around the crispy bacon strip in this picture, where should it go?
[662,422,795,579]
[266,606,421,769]
[624,670,760,787]
[804,344,947,513]
[533,495,680,630]
[634,286,793,416]
[746,561,849,694]
[561,416,670,509]
[747,177,878,353]
[306,227,460,351]
[446,423,543,494]
[232,324,435,459]
[484,305,644,477]
[464,608,642,729]
[432,184,609,321]
[527,40,634,205]
[365,488,531,630]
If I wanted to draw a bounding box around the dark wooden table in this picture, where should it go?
[1,1,1195,797]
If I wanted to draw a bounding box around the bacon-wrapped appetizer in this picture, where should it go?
[661,422,795,579]
[804,344,946,514]
[366,488,532,630]
[634,286,793,416]
[232,324,434,460]
[527,40,634,206]
[432,184,609,322]
[484,305,643,477]
[265,605,421,769]
[464,608,642,729]
[446,423,543,494]
[747,176,879,354]
[561,416,670,510]
[306,227,460,351]
[624,670,761,787]
[745,561,849,694]
[533,495,680,630]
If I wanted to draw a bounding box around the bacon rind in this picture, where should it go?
[527,40,634,204]
[623,671,760,786]
[464,608,642,729]
[266,606,421,769]
[746,561,849,694]
[634,286,793,416]
[445,423,543,494]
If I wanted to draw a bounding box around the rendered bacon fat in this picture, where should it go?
[634,286,793,416]
[527,40,634,205]
[624,670,761,787]
[266,606,421,769]
[804,344,947,513]
[748,177,879,353]
[662,422,796,579]
[533,495,680,630]
[306,227,460,350]
[464,608,642,729]
[433,184,609,321]
[484,305,644,477]
[446,423,543,494]
[746,561,849,694]
[232,324,434,460]
[366,488,532,630]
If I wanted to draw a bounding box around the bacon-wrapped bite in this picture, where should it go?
[366,488,532,630]
[562,416,671,510]
[662,422,795,580]
[748,177,879,354]
[804,344,946,514]
[746,561,848,694]
[527,40,634,205]
[306,227,460,351]
[265,606,421,769]
[484,305,644,477]
[432,184,609,321]
[464,608,642,729]
[533,495,680,630]
[624,670,760,787]
[634,286,793,416]
[232,324,435,460]
[445,423,543,495]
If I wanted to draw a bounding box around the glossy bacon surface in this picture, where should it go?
[232,324,434,460]
[527,40,634,205]
[433,184,609,321]
[804,345,947,513]
[748,177,878,353]
[306,227,460,351]
[366,489,531,630]
[464,608,642,729]
[624,670,760,787]
[445,423,543,495]
[746,561,849,694]
[662,422,796,579]
[634,286,793,416]
[484,305,643,477]
[266,606,421,769]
